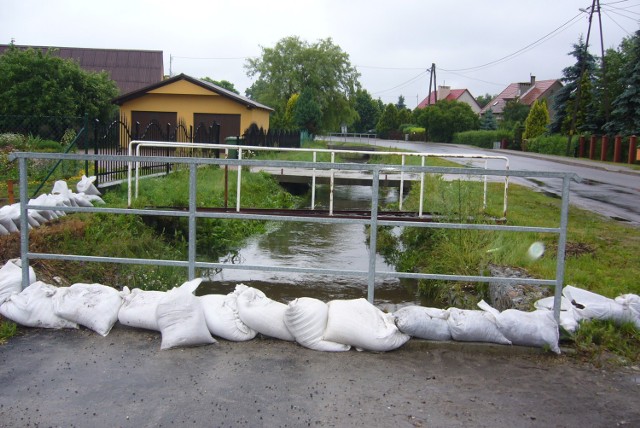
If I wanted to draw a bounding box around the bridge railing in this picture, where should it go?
[10,150,577,323]
[127,140,510,218]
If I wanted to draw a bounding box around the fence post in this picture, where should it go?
[613,135,622,163]
[630,135,637,164]
[7,179,15,204]
[600,135,609,161]
[578,135,585,158]
[589,135,597,160]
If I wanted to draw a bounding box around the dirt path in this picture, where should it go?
[1,326,639,427]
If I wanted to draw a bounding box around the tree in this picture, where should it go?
[351,89,381,133]
[479,109,497,130]
[475,93,495,109]
[293,87,322,134]
[415,100,479,143]
[201,77,240,94]
[245,36,360,132]
[0,45,118,122]
[500,100,530,130]
[376,104,399,138]
[396,95,407,110]
[523,99,550,139]
[550,37,597,134]
[604,30,640,136]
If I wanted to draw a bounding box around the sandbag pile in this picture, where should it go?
[0,176,104,236]
[1,259,638,354]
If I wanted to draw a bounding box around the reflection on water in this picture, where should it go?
[200,185,428,310]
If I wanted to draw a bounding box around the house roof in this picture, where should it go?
[481,78,561,115]
[0,44,164,94]
[417,89,468,108]
[112,73,274,112]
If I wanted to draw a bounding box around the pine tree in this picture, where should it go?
[523,99,550,139]
[479,109,497,130]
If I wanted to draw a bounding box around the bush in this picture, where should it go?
[525,134,577,155]
[452,130,513,149]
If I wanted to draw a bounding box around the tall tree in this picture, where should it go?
[523,99,550,139]
[293,87,322,134]
[500,100,530,130]
[550,38,597,134]
[352,89,381,133]
[396,95,407,110]
[245,36,360,133]
[415,100,478,143]
[0,45,118,122]
[604,30,640,136]
[479,109,497,130]
[475,93,496,109]
[376,104,399,138]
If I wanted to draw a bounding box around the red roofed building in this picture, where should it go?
[417,86,481,114]
[480,76,563,121]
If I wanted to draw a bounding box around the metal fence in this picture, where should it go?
[9,150,577,322]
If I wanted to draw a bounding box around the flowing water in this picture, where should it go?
[199,184,428,311]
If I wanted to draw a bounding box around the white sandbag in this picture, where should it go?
[284,297,351,352]
[0,281,78,329]
[118,287,165,331]
[83,194,105,204]
[0,259,36,304]
[76,175,101,196]
[236,286,294,341]
[28,209,49,225]
[53,283,125,336]
[478,300,560,354]
[324,298,410,352]
[534,296,579,333]
[51,181,78,207]
[447,307,512,345]
[71,193,94,208]
[0,222,8,235]
[0,206,19,233]
[563,285,638,328]
[393,305,452,341]
[615,294,640,316]
[200,285,257,341]
[3,203,34,229]
[156,278,216,350]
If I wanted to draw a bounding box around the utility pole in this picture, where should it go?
[566,0,596,156]
[596,0,609,123]
[427,63,437,106]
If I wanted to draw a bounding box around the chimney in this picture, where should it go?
[437,85,451,101]
[530,75,536,85]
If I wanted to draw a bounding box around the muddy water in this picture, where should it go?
[199,185,428,310]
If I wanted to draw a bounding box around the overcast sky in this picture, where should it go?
[2,0,639,107]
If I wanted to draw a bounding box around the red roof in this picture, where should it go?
[417,89,468,108]
[481,78,561,115]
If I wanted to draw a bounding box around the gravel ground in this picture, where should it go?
[1,326,639,427]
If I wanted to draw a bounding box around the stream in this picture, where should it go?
[199,184,428,311]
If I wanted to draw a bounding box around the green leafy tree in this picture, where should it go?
[293,87,322,134]
[479,109,497,130]
[396,95,407,110]
[376,103,399,138]
[352,89,381,132]
[604,30,640,136]
[416,100,479,143]
[0,45,118,121]
[245,36,360,132]
[475,93,495,109]
[523,99,550,139]
[500,100,530,130]
[201,77,240,94]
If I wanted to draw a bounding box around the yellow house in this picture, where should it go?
[112,73,272,143]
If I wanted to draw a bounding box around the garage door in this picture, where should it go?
[193,113,241,143]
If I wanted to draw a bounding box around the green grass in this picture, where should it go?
[0,318,17,344]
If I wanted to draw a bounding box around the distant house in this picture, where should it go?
[480,76,563,122]
[417,86,482,114]
[0,44,164,94]
[112,73,273,143]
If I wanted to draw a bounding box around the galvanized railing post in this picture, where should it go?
[19,158,30,290]
[419,156,426,217]
[553,175,571,324]
[188,162,197,279]
[329,151,335,215]
[236,148,242,212]
[399,155,405,210]
[311,151,317,210]
[367,168,381,303]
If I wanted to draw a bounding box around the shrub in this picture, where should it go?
[525,134,577,155]
[452,129,513,149]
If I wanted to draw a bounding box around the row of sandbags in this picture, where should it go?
[1,259,638,353]
[0,176,103,235]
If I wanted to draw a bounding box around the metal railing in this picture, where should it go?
[9,151,578,322]
[127,140,510,217]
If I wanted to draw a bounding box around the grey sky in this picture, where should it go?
[2,0,638,107]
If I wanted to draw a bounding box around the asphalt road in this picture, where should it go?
[1,327,639,427]
[325,136,640,226]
